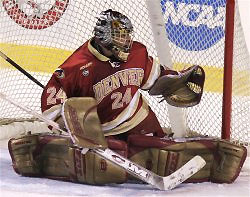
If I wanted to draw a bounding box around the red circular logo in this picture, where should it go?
[2,0,69,29]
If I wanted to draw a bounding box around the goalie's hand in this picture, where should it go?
[149,65,205,107]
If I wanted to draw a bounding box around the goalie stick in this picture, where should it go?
[0,51,45,89]
[0,92,206,190]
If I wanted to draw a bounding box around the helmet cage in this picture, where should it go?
[94,9,133,62]
[111,21,133,53]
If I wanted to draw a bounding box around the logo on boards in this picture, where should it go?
[161,0,226,51]
[2,0,69,29]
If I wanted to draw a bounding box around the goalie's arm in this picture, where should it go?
[41,64,83,113]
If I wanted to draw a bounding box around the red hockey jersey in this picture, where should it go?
[41,39,163,136]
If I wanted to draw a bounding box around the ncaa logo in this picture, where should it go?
[161,0,226,51]
[2,0,69,29]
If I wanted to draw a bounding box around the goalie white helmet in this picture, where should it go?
[94,9,133,63]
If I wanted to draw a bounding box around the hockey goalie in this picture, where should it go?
[8,9,247,188]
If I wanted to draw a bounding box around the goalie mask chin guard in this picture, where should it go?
[94,9,134,63]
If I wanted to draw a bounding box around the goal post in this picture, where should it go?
[222,0,250,144]
[0,0,249,145]
[222,0,234,140]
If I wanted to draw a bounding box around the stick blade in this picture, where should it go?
[159,155,206,190]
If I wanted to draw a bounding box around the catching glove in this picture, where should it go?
[149,65,205,107]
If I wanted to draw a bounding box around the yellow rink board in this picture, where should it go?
[0,43,249,95]
[0,43,72,73]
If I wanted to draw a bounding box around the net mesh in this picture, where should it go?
[0,0,249,145]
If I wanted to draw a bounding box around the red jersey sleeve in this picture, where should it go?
[135,44,161,90]
[41,64,79,112]
[132,42,179,90]
[41,44,92,112]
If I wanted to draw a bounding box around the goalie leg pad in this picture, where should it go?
[128,135,247,183]
[62,97,108,149]
[8,133,73,180]
[68,138,127,184]
[8,133,42,176]
[128,136,214,182]
[211,140,247,183]
[8,133,128,184]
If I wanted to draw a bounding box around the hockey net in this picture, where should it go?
[0,0,249,145]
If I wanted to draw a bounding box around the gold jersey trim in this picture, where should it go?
[88,38,110,62]
[141,59,161,90]
[101,91,140,131]
[103,97,149,136]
